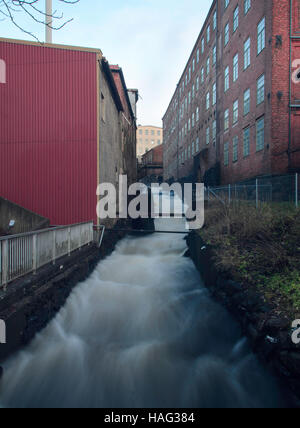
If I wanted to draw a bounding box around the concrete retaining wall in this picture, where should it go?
[0,197,50,235]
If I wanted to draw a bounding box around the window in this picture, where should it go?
[225,66,230,92]
[212,120,217,143]
[213,82,217,105]
[213,10,217,30]
[196,76,200,91]
[243,127,250,156]
[206,57,210,76]
[206,127,210,145]
[224,22,230,46]
[196,106,200,122]
[225,0,230,10]
[197,49,200,63]
[151,130,155,136]
[206,92,210,110]
[233,100,239,124]
[244,0,251,15]
[157,131,161,136]
[192,85,195,99]
[145,130,149,135]
[233,54,239,82]
[233,136,239,162]
[224,109,229,131]
[244,38,251,69]
[213,45,217,65]
[257,74,265,105]
[244,88,251,115]
[192,59,195,73]
[233,6,239,32]
[207,25,211,43]
[256,117,265,151]
[201,67,205,83]
[192,113,195,128]
[201,38,205,54]
[257,17,266,55]
[196,138,199,152]
[188,118,191,132]
[139,130,143,135]
[224,142,229,166]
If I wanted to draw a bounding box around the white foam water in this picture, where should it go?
[0,197,282,408]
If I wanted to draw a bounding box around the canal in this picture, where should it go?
[0,195,283,408]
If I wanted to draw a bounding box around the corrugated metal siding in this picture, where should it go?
[0,41,98,225]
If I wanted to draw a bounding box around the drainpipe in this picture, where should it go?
[289,0,293,170]
[46,0,53,43]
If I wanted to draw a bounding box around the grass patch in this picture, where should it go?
[199,202,300,317]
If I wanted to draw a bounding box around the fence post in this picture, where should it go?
[296,173,298,208]
[2,240,8,291]
[68,227,71,256]
[256,179,259,209]
[33,234,37,274]
[52,230,56,265]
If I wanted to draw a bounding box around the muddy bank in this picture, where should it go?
[187,231,300,408]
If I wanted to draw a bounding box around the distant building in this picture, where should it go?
[0,38,138,227]
[138,144,164,181]
[163,0,300,185]
[137,125,163,162]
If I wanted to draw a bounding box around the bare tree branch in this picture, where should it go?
[0,0,80,42]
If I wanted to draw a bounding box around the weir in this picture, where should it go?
[0,194,283,408]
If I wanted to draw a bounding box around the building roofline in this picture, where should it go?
[162,0,217,120]
[0,36,103,55]
[110,65,136,121]
[102,59,124,113]
[137,125,163,129]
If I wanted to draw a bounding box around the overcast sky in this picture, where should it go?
[1,0,212,127]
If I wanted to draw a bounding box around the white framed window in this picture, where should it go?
[257,74,265,105]
[213,82,217,105]
[224,22,230,46]
[244,0,251,15]
[225,66,230,92]
[206,126,210,145]
[233,6,239,32]
[243,127,250,157]
[206,92,210,110]
[244,37,251,69]
[256,116,265,151]
[233,99,239,124]
[257,17,266,55]
[244,88,251,115]
[233,53,239,82]
[224,108,229,131]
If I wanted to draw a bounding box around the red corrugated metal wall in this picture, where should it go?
[0,41,98,225]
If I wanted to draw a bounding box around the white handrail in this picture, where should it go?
[0,221,94,290]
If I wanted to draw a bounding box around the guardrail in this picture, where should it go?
[0,221,94,290]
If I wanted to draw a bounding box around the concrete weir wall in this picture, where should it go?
[0,197,50,235]
[0,221,129,363]
[187,231,300,408]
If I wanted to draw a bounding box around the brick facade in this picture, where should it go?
[163,0,300,185]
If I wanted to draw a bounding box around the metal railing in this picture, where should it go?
[0,221,94,290]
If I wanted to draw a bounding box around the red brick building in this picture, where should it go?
[163,0,300,185]
[139,144,164,180]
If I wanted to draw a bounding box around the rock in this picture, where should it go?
[265,317,290,334]
[280,351,300,376]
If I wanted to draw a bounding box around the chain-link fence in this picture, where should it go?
[206,173,300,208]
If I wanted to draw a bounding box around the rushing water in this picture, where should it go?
[0,196,283,408]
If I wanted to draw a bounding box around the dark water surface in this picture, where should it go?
[0,214,282,408]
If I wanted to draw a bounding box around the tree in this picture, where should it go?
[0,0,80,41]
